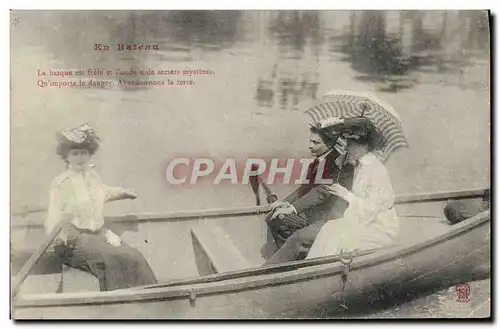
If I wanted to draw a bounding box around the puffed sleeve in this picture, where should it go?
[344,160,395,225]
[102,184,128,202]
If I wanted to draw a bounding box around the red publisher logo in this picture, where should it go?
[456,283,471,303]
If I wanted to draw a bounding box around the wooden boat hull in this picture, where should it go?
[12,210,490,319]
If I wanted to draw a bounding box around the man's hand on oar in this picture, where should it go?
[248,164,282,214]
[248,169,261,206]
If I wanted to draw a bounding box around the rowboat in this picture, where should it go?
[10,188,490,319]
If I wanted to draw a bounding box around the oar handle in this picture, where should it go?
[12,206,48,218]
[11,218,69,297]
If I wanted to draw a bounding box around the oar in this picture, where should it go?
[248,172,261,206]
[12,198,117,218]
[11,218,69,297]
[11,206,48,218]
[248,164,278,206]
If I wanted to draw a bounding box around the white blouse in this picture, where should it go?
[306,152,399,259]
[45,167,126,239]
[343,152,398,238]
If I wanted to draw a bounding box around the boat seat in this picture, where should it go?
[61,265,100,293]
[190,224,251,274]
[18,273,62,295]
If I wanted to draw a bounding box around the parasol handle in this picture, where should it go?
[359,102,368,117]
[11,218,70,297]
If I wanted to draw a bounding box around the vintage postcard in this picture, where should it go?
[10,10,491,319]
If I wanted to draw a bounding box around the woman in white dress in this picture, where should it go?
[306,117,399,259]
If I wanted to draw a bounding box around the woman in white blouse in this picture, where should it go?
[306,117,399,259]
[46,124,157,290]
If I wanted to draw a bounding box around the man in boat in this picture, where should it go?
[263,118,355,264]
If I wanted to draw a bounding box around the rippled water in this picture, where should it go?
[10,10,490,318]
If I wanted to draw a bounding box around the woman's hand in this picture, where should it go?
[53,225,69,245]
[105,230,122,247]
[325,183,352,201]
[123,189,139,200]
[54,237,67,246]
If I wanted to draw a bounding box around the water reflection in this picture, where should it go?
[18,11,246,92]
[166,11,242,50]
[253,10,489,113]
[275,274,490,319]
[127,10,244,53]
[268,11,323,53]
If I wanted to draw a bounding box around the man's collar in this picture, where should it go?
[317,148,333,161]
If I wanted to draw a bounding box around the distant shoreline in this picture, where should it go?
[93,43,159,51]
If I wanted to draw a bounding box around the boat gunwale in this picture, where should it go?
[13,210,490,308]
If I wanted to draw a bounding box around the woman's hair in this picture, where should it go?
[56,139,99,161]
[348,135,380,152]
[309,125,339,149]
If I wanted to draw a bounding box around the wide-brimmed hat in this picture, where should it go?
[56,123,99,144]
[305,90,409,162]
